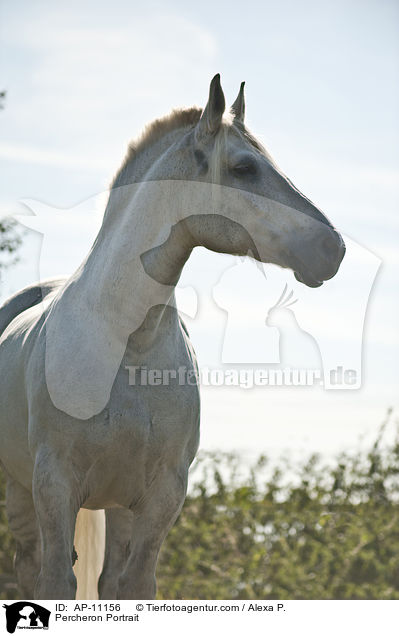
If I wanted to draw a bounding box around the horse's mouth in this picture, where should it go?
[294,271,324,288]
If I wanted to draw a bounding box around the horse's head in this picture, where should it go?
[170,75,345,288]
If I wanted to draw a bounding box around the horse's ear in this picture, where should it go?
[196,74,226,140]
[231,81,245,123]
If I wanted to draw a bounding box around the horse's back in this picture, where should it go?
[0,278,66,337]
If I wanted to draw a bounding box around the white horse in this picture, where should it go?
[0,75,345,599]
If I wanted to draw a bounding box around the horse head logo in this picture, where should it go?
[2,602,50,634]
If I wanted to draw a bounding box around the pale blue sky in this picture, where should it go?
[1,0,398,459]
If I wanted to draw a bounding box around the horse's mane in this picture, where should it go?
[111,106,265,188]
[112,108,202,187]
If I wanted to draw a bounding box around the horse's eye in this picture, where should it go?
[232,161,258,176]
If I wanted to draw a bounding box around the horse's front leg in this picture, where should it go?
[32,448,80,599]
[6,479,41,598]
[98,508,133,599]
[118,469,187,600]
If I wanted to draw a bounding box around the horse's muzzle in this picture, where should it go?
[294,229,346,288]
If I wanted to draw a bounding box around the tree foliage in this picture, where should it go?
[0,89,21,273]
[0,219,21,272]
[0,412,398,600]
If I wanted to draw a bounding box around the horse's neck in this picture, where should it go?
[65,179,192,347]
[44,137,198,420]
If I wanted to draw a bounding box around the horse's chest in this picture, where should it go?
[113,321,199,421]
[104,329,200,452]
[85,375,200,507]
[108,367,200,442]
